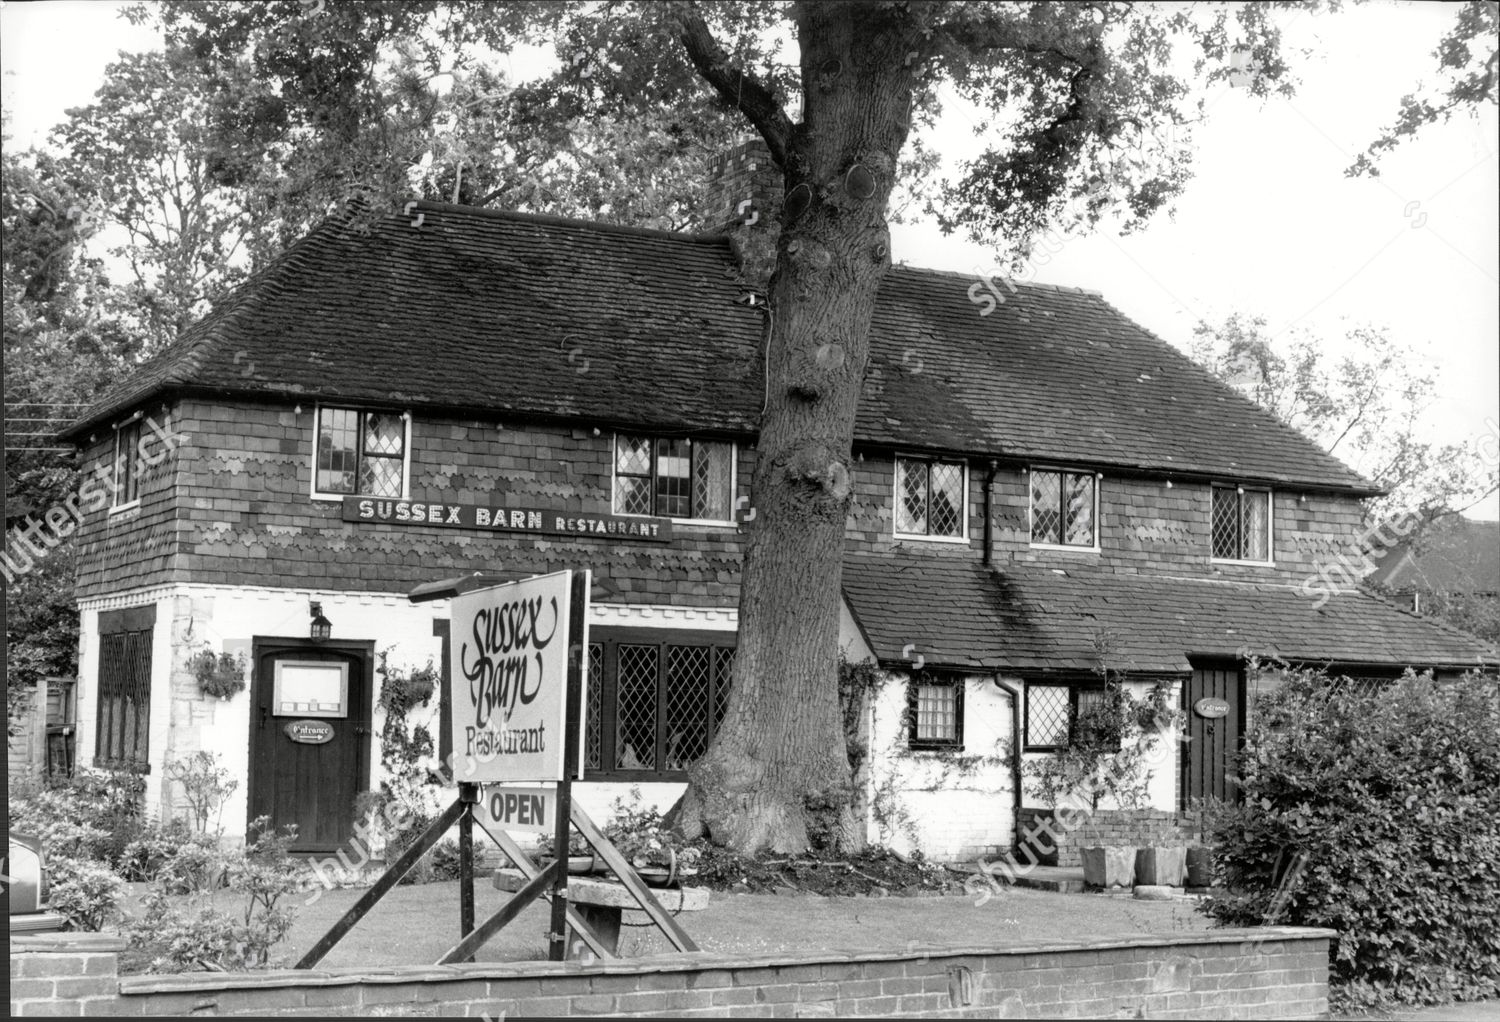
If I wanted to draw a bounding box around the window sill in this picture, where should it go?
[908,742,964,753]
[893,533,970,545]
[312,492,409,503]
[1027,542,1100,553]
[1210,557,1275,567]
[107,500,141,517]
[613,512,735,528]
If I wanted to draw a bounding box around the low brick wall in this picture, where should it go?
[1018,808,1204,867]
[12,927,1333,1018]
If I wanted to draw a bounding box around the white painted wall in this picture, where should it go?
[862,670,1016,862]
[1015,677,1181,812]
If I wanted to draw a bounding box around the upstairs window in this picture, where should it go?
[895,457,966,539]
[314,407,408,498]
[613,435,734,522]
[1211,485,1271,562]
[112,418,143,508]
[1030,469,1096,547]
[908,675,964,750]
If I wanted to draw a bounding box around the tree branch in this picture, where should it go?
[672,2,792,165]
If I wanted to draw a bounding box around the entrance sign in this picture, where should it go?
[1194,697,1231,719]
[449,570,588,783]
[283,720,335,745]
[481,784,557,835]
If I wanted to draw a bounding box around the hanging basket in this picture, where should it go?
[189,649,246,699]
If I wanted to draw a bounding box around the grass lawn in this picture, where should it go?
[250,879,1211,970]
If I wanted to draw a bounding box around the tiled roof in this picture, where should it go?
[1365,516,1500,595]
[842,554,1498,673]
[64,201,1374,492]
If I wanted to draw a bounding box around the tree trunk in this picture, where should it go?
[676,3,916,856]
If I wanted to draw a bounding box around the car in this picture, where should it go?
[7,832,68,933]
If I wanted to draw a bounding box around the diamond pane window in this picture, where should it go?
[1031,469,1096,547]
[1025,684,1071,749]
[713,646,734,727]
[614,645,659,770]
[585,644,603,771]
[614,435,734,520]
[315,407,406,497]
[909,678,962,748]
[894,457,966,538]
[1211,486,1271,561]
[664,646,712,770]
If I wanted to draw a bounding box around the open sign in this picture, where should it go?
[480,784,556,835]
[1194,697,1231,720]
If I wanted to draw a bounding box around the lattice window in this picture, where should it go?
[614,435,734,520]
[1025,684,1071,749]
[909,676,963,748]
[894,457,966,538]
[664,646,712,770]
[1211,486,1271,561]
[112,419,143,507]
[316,407,406,497]
[585,643,603,771]
[614,645,658,770]
[1031,469,1096,547]
[97,629,152,767]
[713,646,734,727]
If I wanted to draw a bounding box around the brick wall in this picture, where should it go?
[11,928,1334,1018]
[1017,808,1202,868]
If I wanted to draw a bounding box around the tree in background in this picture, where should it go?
[1190,312,1498,524]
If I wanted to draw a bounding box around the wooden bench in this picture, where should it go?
[491,869,709,959]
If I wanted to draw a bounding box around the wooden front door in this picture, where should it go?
[1182,664,1245,808]
[248,639,372,852]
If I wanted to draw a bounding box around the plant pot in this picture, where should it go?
[539,855,599,875]
[1135,846,1187,886]
[1184,846,1212,887]
[1080,846,1135,888]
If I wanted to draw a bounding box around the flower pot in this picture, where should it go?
[1135,846,1187,887]
[1080,846,1135,888]
[1185,846,1212,888]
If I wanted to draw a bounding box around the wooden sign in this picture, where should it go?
[449,570,589,783]
[480,784,558,835]
[283,720,335,745]
[1194,697,1231,720]
[342,497,672,542]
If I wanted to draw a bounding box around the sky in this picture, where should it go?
[2,0,1497,518]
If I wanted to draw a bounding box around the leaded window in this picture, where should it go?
[908,675,964,749]
[895,457,966,538]
[112,419,143,507]
[315,407,407,497]
[584,630,735,778]
[1024,682,1123,751]
[1030,469,1096,547]
[1211,485,1271,562]
[614,435,734,521]
[96,607,155,769]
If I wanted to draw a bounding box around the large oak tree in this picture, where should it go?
[86,0,1496,854]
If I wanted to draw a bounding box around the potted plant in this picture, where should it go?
[534,828,598,874]
[188,646,247,699]
[602,788,702,887]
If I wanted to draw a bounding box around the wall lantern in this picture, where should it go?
[309,601,332,641]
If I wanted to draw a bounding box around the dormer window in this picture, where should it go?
[894,457,967,540]
[613,434,734,523]
[313,407,409,499]
[1030,468,1097,548]
[111,418,143,508]
[1211,485,1271,563]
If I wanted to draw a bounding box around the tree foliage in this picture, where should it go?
[1190,312,1499,523]
[1204,664,1500,1009]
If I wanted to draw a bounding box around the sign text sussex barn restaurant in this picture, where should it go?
[342,497,672,542]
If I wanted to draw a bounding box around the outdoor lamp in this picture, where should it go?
[309,601,332,641]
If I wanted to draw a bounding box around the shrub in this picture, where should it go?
[48,856,125,932]
[125,817,302,973]
[165,751,238,835]
[10,768,146,867]
[1203,664,1500,1009]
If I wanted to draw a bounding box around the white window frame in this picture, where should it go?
[108,411,145,514]
[310,405,412,502]
[272,660,351,718]
[1209,484,1275,566]
[609,433,738,526]
[1027,466,1101,552]
[892,455,970,544]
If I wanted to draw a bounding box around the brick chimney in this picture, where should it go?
[708,137,782,285]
